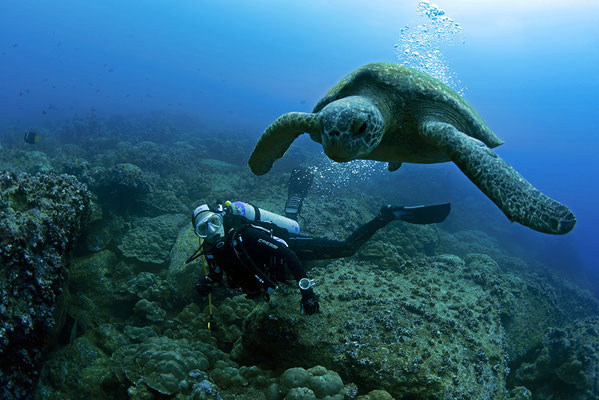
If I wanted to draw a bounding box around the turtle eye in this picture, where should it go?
[359,122,367,134]
[353,121,368,137]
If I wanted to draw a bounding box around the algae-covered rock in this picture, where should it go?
[510,317,599,399]
[67,250,138,332]
[235,255,510,399]
[460,253,599,365]
[36,336,120,400]
[118,213,187,264]
[69,250,121,304]
[168,224,204,300]
[0,171,90,399]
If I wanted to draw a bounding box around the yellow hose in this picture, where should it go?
[199,237,213,331]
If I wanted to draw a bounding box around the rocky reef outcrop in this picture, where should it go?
[235,254,511,399]
[1,116,595,400]
[0,171,90,399]
[118,213,187,265]
[509,317,599,399]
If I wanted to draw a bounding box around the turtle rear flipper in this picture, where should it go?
[248,112,320,175]
[421,121,576,235]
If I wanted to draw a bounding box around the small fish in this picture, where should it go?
[24,131,39,144]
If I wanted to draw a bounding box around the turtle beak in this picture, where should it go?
[323,140,355,162]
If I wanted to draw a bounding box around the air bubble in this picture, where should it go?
[310,155,387,195]
[394,0,467,96]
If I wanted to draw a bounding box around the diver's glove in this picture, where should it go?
[196,276,215,297]
[300,288,319,315]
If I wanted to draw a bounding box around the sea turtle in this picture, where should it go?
[248,62,576,235]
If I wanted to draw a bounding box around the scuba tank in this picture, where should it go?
[225,201,300,234]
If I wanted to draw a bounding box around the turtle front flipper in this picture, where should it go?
[248,112,320,175]
[421,121,576,235]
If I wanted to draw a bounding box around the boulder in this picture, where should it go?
[118,213,187,264]
[235,255,511,399]
[0,171,90,399]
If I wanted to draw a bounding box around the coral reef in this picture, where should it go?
[0,116,595,400]
[0,171,91,399]
[168,225,204,301]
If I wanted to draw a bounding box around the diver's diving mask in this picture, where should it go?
[192,205,224,240]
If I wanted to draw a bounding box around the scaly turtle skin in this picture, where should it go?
[248,62,576,235]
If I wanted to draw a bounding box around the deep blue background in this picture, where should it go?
[1,1,597,278]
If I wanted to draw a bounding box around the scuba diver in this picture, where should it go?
[189,168,450,315]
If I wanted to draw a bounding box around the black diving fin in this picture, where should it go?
[394,203,451,225]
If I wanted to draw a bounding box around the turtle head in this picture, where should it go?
[318,96,384,162]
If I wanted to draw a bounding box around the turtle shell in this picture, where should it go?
[313,62,502,148]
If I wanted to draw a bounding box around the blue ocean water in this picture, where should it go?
[1,0,597,281]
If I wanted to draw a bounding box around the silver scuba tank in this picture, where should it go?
[227,201,300,234]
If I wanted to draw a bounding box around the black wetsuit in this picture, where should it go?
[203,213,390,298]
[287,216,388,260]
[203,216,308,299]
